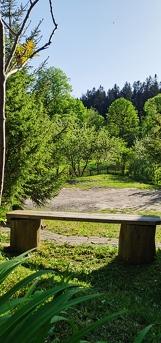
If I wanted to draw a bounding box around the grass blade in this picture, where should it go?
[65,311,125,343]
[134,324,153,343]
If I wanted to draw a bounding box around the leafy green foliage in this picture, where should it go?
[0,251,125,343]
[3,70,66,206]
[64,122,97,177]
[134,325,153,343]
[128,139,154,181]
[34,67,72,118]
[81,75,160,120]
[142,94,161,135]
[0,243,158,342]
[129,94,161,184]
[108,98,139,146]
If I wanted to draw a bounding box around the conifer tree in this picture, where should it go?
[0,0,57,203]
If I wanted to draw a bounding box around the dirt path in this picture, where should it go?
[26,187,161,212]
[2,227,161,247]
[41,230,118,246]
[41,230,161,248]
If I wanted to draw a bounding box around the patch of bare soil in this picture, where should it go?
[25,187,161,212]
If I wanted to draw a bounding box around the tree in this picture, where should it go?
[107,98,139,146]
[34,67,72,118]
[64,123,96,177]
[132,75,160,120]
[140,95,161,183]
[0,0,57,203]
[120,82,132,100]
[3,70,66,206]
[83,108,105,130]
[128,139,154,181]
[92,128,110,171]
[142,94,161,136]
[80,75,161,122]
[128,94,161,184]
[81,85,108,117]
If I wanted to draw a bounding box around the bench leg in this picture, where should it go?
[10,219,41,252]
[118,223,156,264]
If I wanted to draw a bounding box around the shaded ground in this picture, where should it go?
[26,187,161,212]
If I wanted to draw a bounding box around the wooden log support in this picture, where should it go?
[10,218,41,252]
[118,223,156,264]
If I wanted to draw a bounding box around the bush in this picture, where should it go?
[153,166,161,185]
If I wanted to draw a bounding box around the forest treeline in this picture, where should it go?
[81,75,160,120]
[3,67,161,207]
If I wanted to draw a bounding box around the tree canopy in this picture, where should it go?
[81,75,161,120]
[107,98,139,146]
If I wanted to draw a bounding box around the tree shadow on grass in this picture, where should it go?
[44,248,161,307]
[91,250,161,298]
[3,243,161,307]
[2,245,161,341]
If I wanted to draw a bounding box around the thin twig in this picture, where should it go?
[2,19,16,36]
[5,0,40,73]
[5,0,58,76]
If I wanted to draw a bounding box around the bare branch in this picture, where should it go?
[22,19,32,38]
[6,61,29,79]
[27,19,44,42]
[33,57,49,74]
[48,0,58,41]
[25,0,58,60]
[49,0,58,28]
[5,0,58,76]
[5,0,40,73]
[2,19,16,36]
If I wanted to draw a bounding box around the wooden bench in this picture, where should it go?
[6,210,161,264]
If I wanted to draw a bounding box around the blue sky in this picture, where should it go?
[33,0,161,97]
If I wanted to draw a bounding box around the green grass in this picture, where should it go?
[66,174,157,190]
[1,174,161,341]
[45,219,120,238]
[1,240,161,342]
[44,209,161,242]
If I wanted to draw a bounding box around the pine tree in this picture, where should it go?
[0,0,57,203]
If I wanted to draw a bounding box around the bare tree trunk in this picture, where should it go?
[0,19,6,204]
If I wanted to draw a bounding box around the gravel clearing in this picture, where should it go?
[25,187,161,212]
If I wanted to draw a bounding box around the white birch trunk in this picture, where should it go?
[0,19,6,204]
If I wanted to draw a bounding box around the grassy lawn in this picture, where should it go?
[45,219,120,238]
[1,174,161,341]
[1,238,161,342]
[45,209,161,242]
[66,174,157,190]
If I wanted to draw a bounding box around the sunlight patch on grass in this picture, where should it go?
[44,219,120,238]
[0,242,160,342]
[66,174,157,190]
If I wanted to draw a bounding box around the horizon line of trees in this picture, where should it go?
[80,74,161,120]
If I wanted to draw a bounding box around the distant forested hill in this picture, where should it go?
[81,75,161,120]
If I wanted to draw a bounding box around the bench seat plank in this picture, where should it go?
[7,210,161,226]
